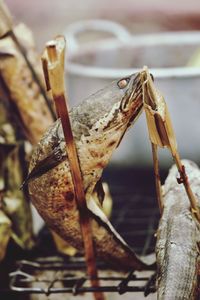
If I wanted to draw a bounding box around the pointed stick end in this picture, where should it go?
[46,40,58,63]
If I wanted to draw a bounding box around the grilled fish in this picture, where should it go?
[156,160,200,299]
[27,73,152,271]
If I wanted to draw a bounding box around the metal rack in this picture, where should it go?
[9,257,156,296]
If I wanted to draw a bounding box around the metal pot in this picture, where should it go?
[65,20,200,167]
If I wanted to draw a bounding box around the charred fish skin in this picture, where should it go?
[156,160,200,300]
[27,73,150,271]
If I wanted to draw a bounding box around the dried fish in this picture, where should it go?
[156,160,200,300]
[27,73,151,271]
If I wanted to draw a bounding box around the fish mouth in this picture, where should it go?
[119,72,143,113]
[115,81,143,148]
[130,73,143,103]
[128,96,143,127]
[128,70,156,124]
[126,73,143,124]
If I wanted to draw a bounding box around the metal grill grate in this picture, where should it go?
[9,257,156,296]
[111,193,159,256]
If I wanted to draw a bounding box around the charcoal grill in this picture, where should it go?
[0,167,162,299]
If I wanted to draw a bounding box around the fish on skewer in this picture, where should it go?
[25,73,154,271]
[156,160,200,300]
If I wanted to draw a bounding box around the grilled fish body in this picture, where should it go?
[156,160,200,299]
[27,73,150,271]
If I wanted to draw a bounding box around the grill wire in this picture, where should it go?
[0,167,161,298]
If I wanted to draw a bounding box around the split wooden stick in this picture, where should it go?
[151,143,163,214]
[142,66,200,222]
[41,36,105,300]
[142,71,164,214]
[0,0,56,120]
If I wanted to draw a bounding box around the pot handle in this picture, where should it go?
[64,19,131,53]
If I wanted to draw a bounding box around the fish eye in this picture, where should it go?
[117,78,130,89]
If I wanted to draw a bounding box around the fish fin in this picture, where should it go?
[93,179,105,206]
[87,198,155,269]
[22,147,66,188]
[87,198,141,255]
[87,197,131,249]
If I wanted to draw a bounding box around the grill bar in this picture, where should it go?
[9,258,156,295]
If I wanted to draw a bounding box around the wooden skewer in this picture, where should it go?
[0,0,56,121]
[142,66,200,223]
[173,151,200,222]
[42,36,105,300]
[151,143,163,214]
[142,75,163,214]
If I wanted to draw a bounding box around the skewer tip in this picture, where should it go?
[46,40,58,63]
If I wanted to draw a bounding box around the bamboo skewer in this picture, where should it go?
[41,36,105,300]
[0,0,56,121]
[142,66,200,223]
[151,143,163,214]
[173,151,200,220]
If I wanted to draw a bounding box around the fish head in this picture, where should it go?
[116,72,143,124]
[118,73,142,109]
[92,72,143,135]
[24,72,144,186]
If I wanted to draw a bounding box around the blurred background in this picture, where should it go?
[6,0,200,50]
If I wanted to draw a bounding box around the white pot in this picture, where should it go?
[64,20,200,167]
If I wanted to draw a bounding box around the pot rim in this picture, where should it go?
[66,30,200,79]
